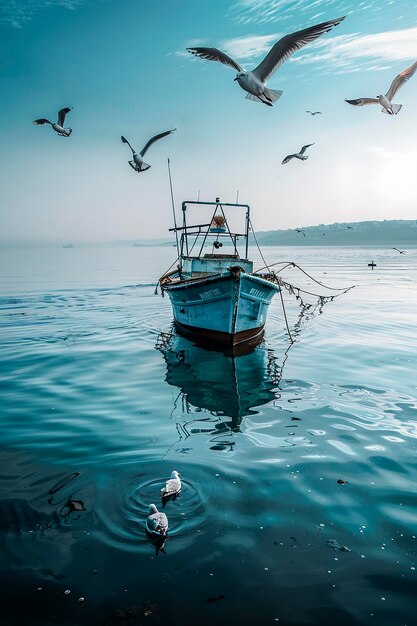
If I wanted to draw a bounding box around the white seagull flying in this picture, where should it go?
[146,504,168,537]
[306,110,322,116]
[282,143,314,164]
[121,129,176,172]
[187,17,345,106]
[33,107,72,137]
[345,61,417,115]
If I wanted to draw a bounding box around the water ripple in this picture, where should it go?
[1,246,417,625]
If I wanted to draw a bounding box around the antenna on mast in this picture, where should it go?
[235,189,239,204]
[167,158,180,259]
[197,189,200,202]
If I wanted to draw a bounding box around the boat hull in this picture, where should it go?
[164,271,279,347]
[174,320,264,346]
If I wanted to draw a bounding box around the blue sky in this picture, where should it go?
[1,0,416,243]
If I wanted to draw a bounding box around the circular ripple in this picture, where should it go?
[94,467,211,553]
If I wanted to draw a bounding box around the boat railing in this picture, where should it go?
[169,198,251,264]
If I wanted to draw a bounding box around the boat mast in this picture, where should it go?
[167,158,180,260]
[182,200,189,257]
[245,204,250,260]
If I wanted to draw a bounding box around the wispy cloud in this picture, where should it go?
[175,33,281,64]
[208,25,417,75]
[0,0,88,28]
[291,26,417,71]
[221,33,280,61]
[169,38,208,59]
[227,0,417,31]
[227,0,347,25]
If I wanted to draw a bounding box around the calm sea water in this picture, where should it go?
[1,244,417,626]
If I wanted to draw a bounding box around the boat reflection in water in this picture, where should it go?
[156,330,289,451]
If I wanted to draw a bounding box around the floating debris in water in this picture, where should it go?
[205,595,225,603]
[64,589,71,595]
[48,472,80,496]
[337,479,348,485]
[328,539,351,552]
[60,498,86,519]
[104,604,158,625]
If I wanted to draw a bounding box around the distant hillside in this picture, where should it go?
[104,219,417,248]
[255,219,417,246]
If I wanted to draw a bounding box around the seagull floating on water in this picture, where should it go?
[161,470,181,497]
[392,247,405,254]
[121,129,176,172]
[187,17,345,106]
[146,504,168,537]
[345,61,417,115]
[33,107,72,137]
[282,143,314,164]
[306,111,322,116]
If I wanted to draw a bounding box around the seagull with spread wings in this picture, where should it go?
[392,248,405,254]
[187,16,345,106]
[121,129,176,172]
[345,61,417,115]
[306,111,322,116]
[33,107,72,137]
[282,143,314,164]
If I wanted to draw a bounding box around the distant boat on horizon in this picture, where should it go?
[62,243,74,248]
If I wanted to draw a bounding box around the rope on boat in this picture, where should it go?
[255,260,356,292]
[263,272,354,301]
[249,220,356,342]
[249,219,270,271]
[279,287,294,343]
[250,219,294,343]
[155,257,180,295]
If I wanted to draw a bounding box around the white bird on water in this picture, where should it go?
[282,143,314,164]
[161,470,181,498]
[146,504,168,537]
[121,129,176,172]
[187,16,345,107]
[32,107,72,137]
[345,61,417,115]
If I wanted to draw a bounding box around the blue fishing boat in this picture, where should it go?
[159,198,280,347]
